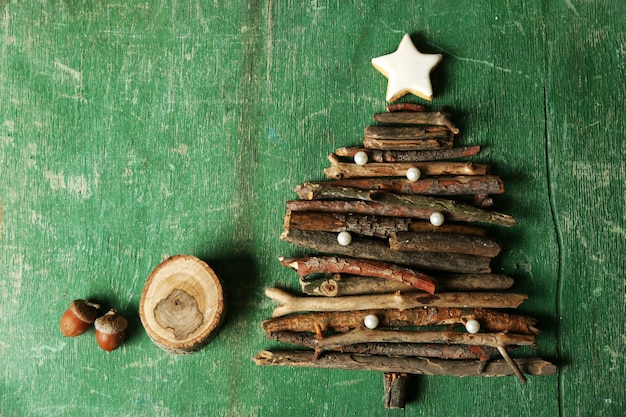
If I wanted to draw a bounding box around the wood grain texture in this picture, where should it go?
[0,0,623,416]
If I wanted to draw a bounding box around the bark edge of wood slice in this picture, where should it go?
[139,255,225,355]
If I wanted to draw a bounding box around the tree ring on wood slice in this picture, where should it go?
[139,255,225,354]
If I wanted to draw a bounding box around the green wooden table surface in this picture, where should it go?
[1,1,624,416]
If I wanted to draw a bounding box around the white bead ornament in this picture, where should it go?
[406,167,421,182]
[429,212,445,227]
[465,319,480,334]
[337,231,353,246]
[364,314,379,329]
[353,151,369,166]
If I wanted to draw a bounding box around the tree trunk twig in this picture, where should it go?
[384,373,409,409]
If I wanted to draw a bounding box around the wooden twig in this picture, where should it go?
[366,125,452,140]
[325,154,490,179]
[299,273,514,296]
[314,330,533,383]
[387,103,425,113]
[294,183,516,227]
[384,373,409,409]
[262,306,540,335]
[334,146,481,162]
[372,111,460,134]
[364,137,453,151]
[389,232,501,257]
[252,350,557,377]
[314,329,534,354]
[285,211,487,238]
[265,288,528,318]
[266,331,501,359]
[322,176,504,196]
[280,229,492,273]
[280,256,436,294]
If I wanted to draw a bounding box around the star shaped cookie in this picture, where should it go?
[371,34,442,102]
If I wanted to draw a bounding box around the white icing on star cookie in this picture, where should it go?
[371,34,442,102]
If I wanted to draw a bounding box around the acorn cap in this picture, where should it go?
[69,299,100,323]
[94,310,128,334]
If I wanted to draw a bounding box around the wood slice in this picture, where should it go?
[139,255,225,354]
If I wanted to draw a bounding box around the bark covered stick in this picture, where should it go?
[286,211,487,238]
[384,373,409,409]
[323,176,504,196]
[364,137,453,151]
[372,111,460,134]
[335,146,481,163]
[315,329,535,354]
[325,154,490,179]
[280,255,436,294]
[314,330,535,382]
[300,273,514,296]
[265,288,528,318]
[365,125,453,140]
[390,232,502,257]
[281,229,492,273]
[262,306,539,335]
[294,183,516,227]
[252,350,557,377]
[266,331,501,359]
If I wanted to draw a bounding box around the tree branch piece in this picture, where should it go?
[325,154,490,179]
[334,146,481,163]
[389,232,501,257]
[313,330,533,383]
[314,329,534,354]
[285,211,487,238]
[264,288,527,318]
[252,350,557,377]
[262,306,539,335]
[266,331,501,359]
[280,229,492,273]
[299,273,514,296]
[323,175,504,196]
[280,255,436,294]
[384,373,409,409]
[372,111,460,134]
[294,183,516,227]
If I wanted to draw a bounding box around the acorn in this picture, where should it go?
[94,309,128,352]
[60,299,100,337]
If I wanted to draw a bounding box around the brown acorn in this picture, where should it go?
[94,309,128,352]
[60,299,100,337]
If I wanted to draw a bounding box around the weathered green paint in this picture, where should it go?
[0,1,623,416]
